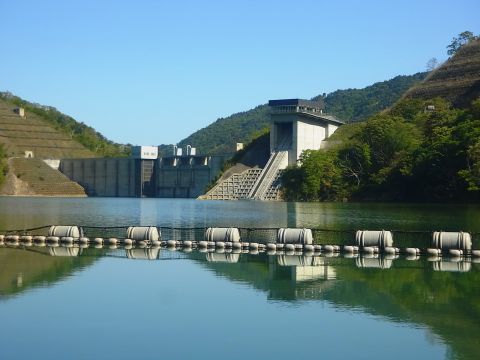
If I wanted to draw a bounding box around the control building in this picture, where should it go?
[203,98,344,201]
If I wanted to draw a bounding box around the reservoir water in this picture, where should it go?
[1,197,479,359]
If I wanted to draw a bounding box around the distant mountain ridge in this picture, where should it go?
[162,72,427,156]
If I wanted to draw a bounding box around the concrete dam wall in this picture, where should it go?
[60,155,227,198]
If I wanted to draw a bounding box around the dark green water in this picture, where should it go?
[1,197,479,360]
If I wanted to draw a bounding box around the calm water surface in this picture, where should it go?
[1,197,479,360]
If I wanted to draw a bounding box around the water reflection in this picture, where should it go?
[125,247,160,260]
[205,252,240,263]
[432,258,472,272]
[1,243,480,359]
[48,246,82,257]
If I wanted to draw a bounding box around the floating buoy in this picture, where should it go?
[294,244,303,251]
[241,242,250,248]
[362,246,375,254]
[232,242,242,250]
[79,237,89,244]
[123,239,133,246]
[343,245,359,253]
[249,242,259,250]
[207,241,215,247]
[449,249,463,257]
[33,236,46,243]
[384,247,398,255]
[323,245,334,252]
[167,240,176,247]
[472,250,480,257]
[216,241,226,249]
[405,248,420,256]
[46,236,59,243]
[267,243,277,251]
[6,235,20,242]
[107,238,118,245]
[198,241,208,248]
[285,244,295,251]
[224,242,232,248]
[314,245,322,251]
[61,237,74,244]
[126,226,160,241]
[183,240,192,247]
[20,235,33,242]
[432,231,472,251]
[304,244,315,252]
[93,237,103,245]
[205,227,241,243]
[355,230,393,249]
[151,240,161,247]
[137,240,148,248]
[277,228,313,245]
[426,248,442,256]
[48,226,82,238]
[276,243,285,250]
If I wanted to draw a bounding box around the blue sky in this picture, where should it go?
[1,0,479,145]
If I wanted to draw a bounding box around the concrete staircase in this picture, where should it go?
[247,150,288,200]
[202,168,262,200]
[5,158,86,196]
[202,150,287,201]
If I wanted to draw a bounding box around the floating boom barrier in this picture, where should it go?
[1,226,479,263]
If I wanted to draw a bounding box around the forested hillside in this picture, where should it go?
[159,72,427,156]
[282,97,480,202]
[281,34,480,203]
[320,72,427,122]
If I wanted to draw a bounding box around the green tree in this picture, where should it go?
[447,31,477,56]
[337,143,371,187]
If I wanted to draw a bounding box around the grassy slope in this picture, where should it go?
[0,92,130,158]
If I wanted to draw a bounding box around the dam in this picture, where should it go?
[58,98,343,198]
[59,150,228,198]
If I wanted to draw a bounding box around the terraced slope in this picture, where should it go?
[404,38,480,108]
[0,99,95,159]
[1,158,86,196]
